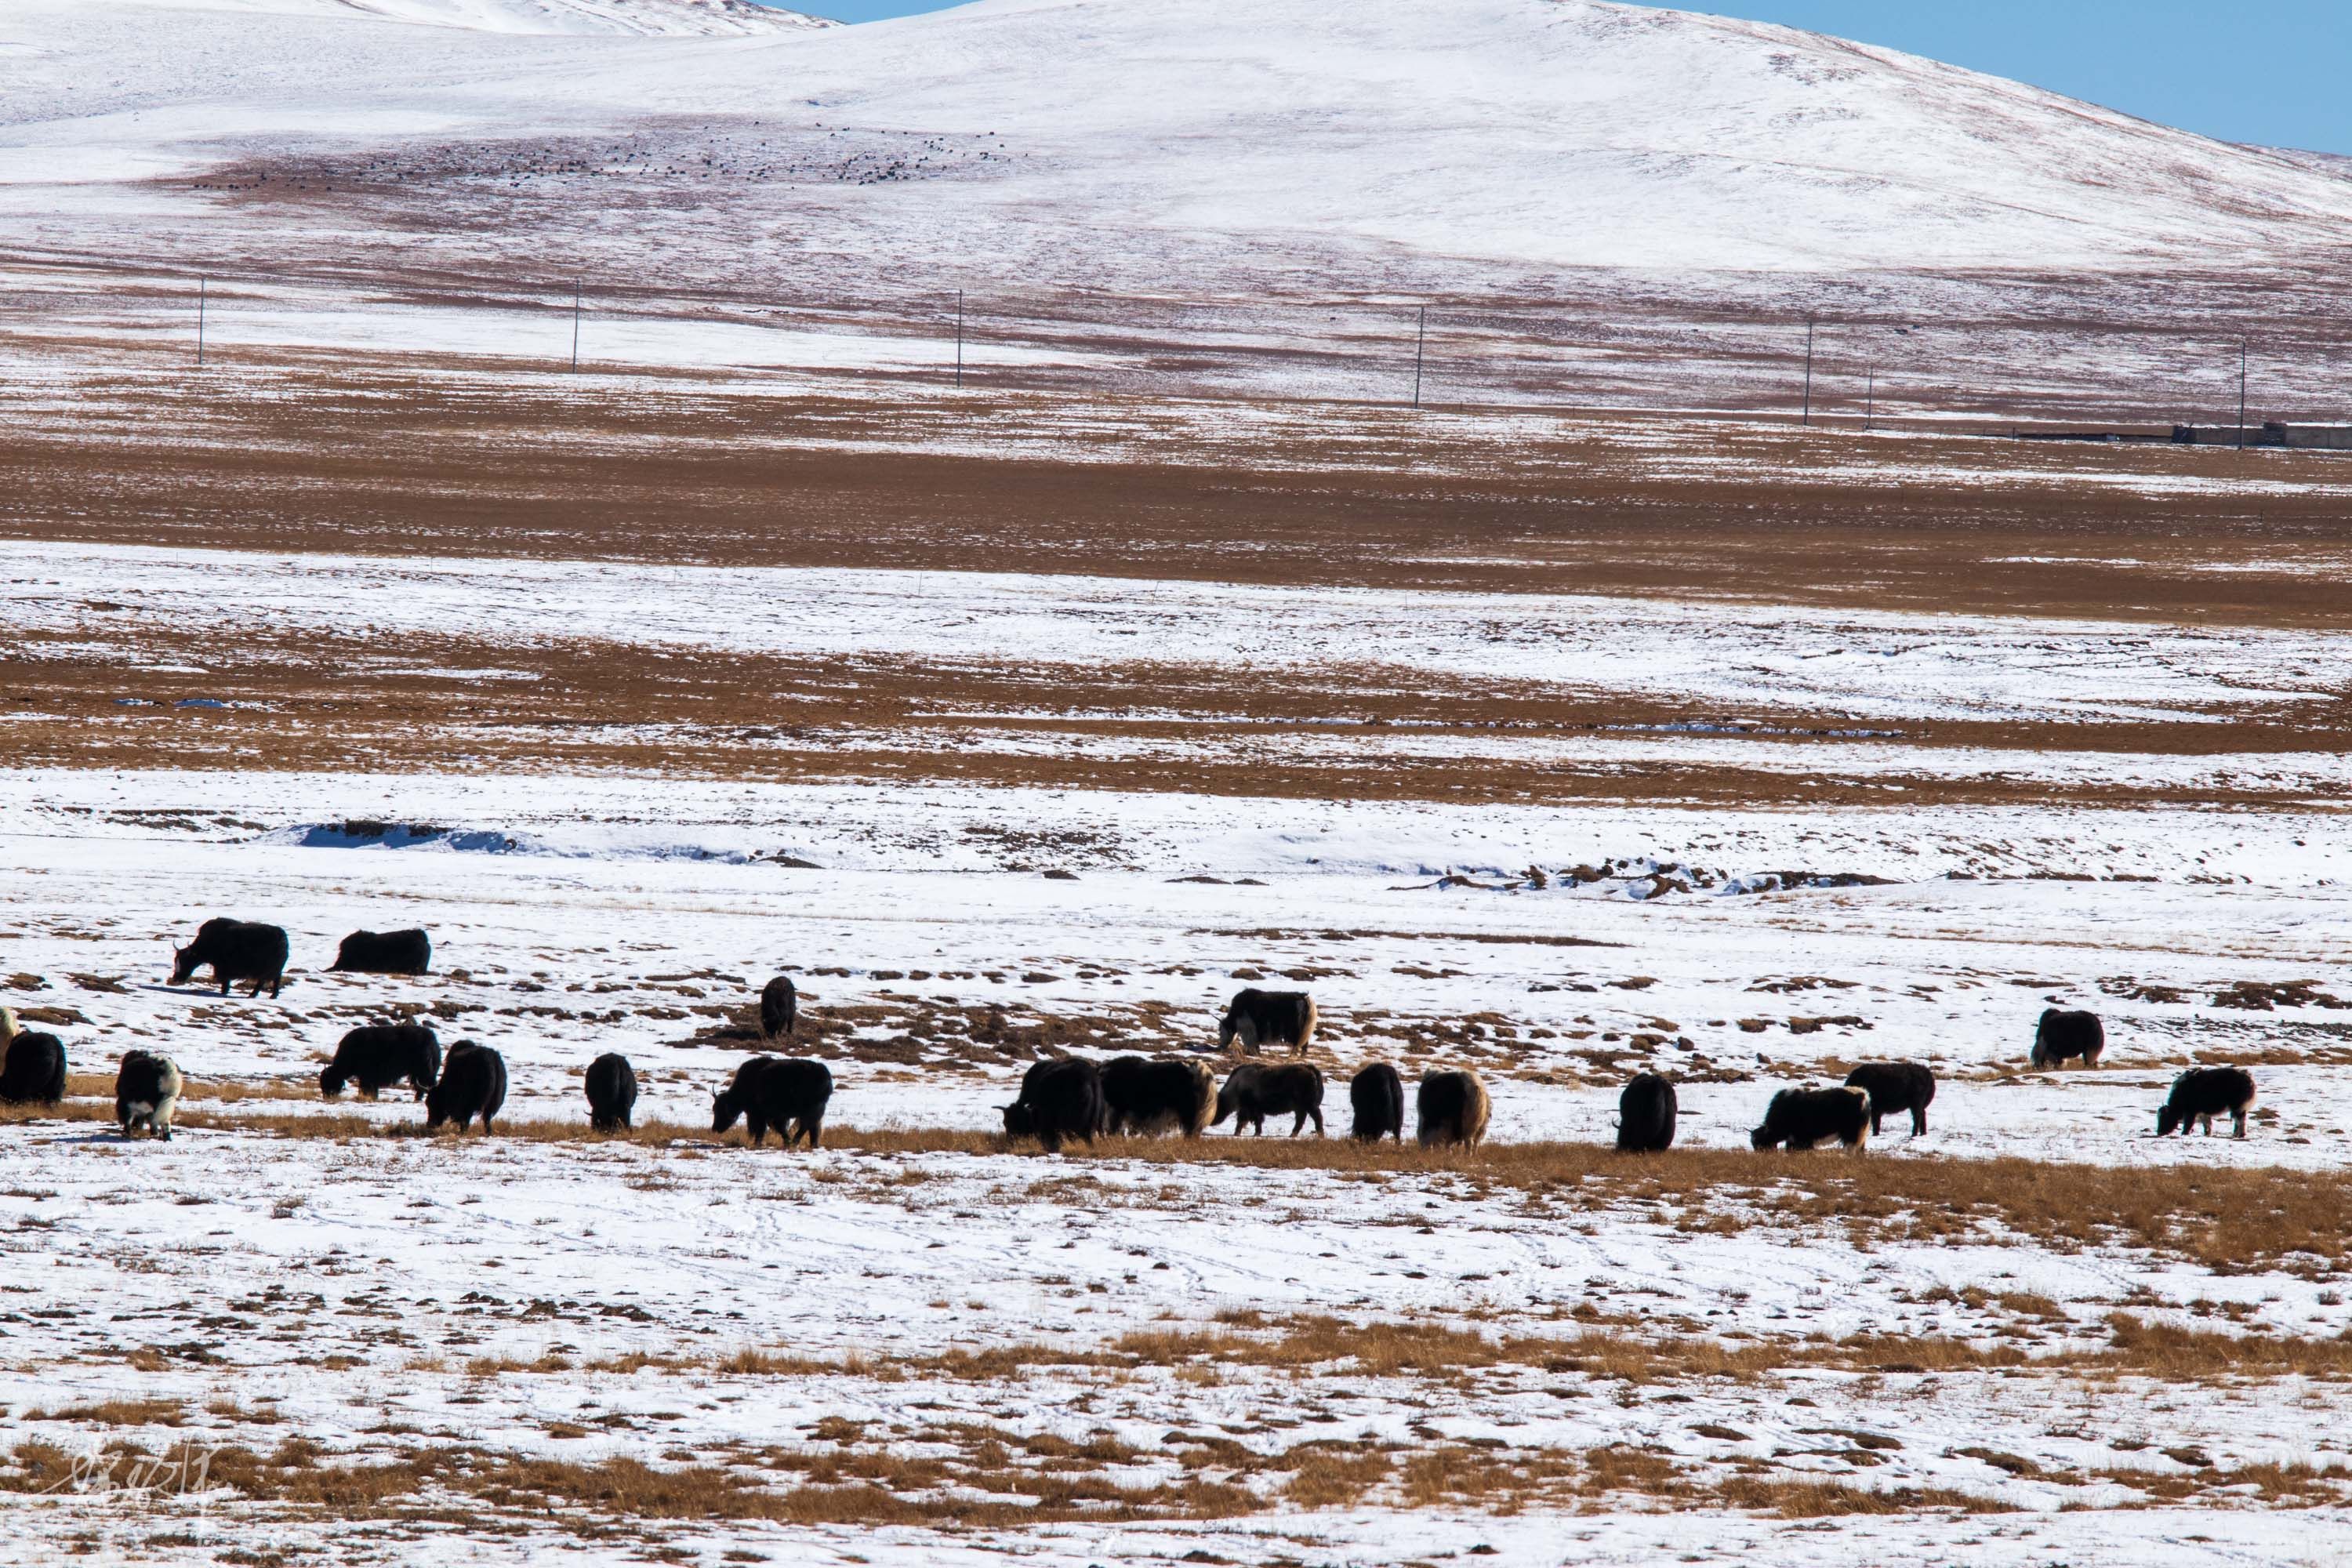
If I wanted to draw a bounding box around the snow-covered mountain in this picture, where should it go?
[129,0,834,37]
[2,0,2347,285]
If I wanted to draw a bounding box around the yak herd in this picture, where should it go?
[0,923,2269,1154]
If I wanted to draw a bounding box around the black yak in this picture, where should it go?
[1213,1062,1325,1136]
[425,1040,506,1134]
[0,1008,67,1105]
[1349,1062,1405,1143]
[2157,1067,2256,1138]
[1751,1087,1871,1152]
[170,918,290,998]
[759,975,797,1041]
[318,1023,441,1101]
[2032,1009,2105,1069]
[327,928,432,975]
[1002,1057,1102,1153]
[1616,1072,1676,1152]
[1417,1069,1490,1149]
[114,1051,182,1140]
[1102,1055,1215,1137]
[1843,1062,1935,1137]
[586,1052,638,1132]
[1218,989,1318,1057]
[713,1056,832,1149]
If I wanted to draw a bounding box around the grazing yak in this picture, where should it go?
[1102,1055,1215,1137]
[1751,1087,1871,1152]
[586,1052,639,1132]
[1214,1062,1326,1137]
[760,975,797,1042]
[2157,1067,2256,1139]
[2032,1009,2105,1070]
[1416,1069,1490,1149]
[318,1023,441,1101]
[1218,989,1318,1057]
[114,1051,182,1141]
[425,1040,506,1134]
[714,1055,833,1149]
[327,928,432,975]
[1002,1057,1102,1153]
[1616,1073,1677,1153]
[1349,1062,1405,1143]
[0,1008,67,1105]
[170,918,290,999]
[1843,1062,1936,1138]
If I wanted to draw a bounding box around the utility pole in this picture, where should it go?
[1801,316,1816,426]
[1864,369,1875,433]
[571,281,582,372]
[1412,305,1426,409]
[197,276,207,367]
[955,290,964,388]
[2236,338,2249,449]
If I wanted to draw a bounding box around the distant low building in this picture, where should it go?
[2172,422,2352,449]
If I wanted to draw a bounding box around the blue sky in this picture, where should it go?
[771,0,2348,153]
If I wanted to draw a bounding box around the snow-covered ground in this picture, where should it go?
[6,764,2352,1561]
[9,534,2352,1556]
[11,539,2346,727]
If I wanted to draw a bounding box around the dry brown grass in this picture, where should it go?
[12,1101,2346,1276]
[24,1399,190,1428]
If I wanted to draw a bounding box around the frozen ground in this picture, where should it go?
[5,769,2352,1562]
[4,491,2352,1557]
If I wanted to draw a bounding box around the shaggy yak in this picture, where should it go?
[1213,1062,1326,1137]
[1217,989,1318,1057]
[318,1023,441,1101]
[759,975,797,1042]
[114,1051,183,1141]
[1416,1069,1490,1149]
[1842,1062,1936,1138]
[1349,1062,1405,1143]
[326,928,432,975]
[426,1041,507,1134]
[2031,1009,2105,1070]
[1001,1057,1103,1153]
[170,918,291,999]
[586,1052,639,1132]
[713,1056,833,1149]
[1101,1055,1215,1138]
[1750,1087,1871,1152]
[0,1008,67,1105]
[1615,1072,1677,1153]
[2157,1067,2256,1139]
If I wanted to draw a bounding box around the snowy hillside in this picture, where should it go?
[132,0,834,36]
[2,0,2350,281]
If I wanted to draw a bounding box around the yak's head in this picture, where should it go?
[1000,1102,1036,1138]
[711,1086,744,1134]
[169,944,201,985]
[318,1062,347,1098]
[1749,1125,1777,1150]
[2156,1103,2185,1138]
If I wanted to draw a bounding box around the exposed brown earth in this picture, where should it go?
[3,354,2350,626]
